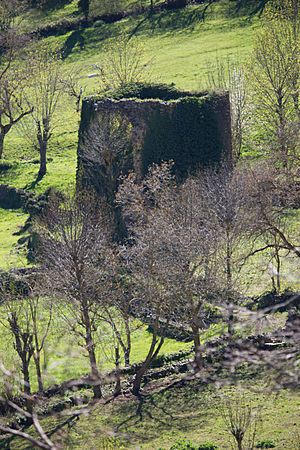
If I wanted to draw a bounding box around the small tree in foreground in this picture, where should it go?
[0,295,53,395]
[36,194,116,399]
[220,394,261,450]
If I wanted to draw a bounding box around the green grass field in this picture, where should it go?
[0,209,29,269]
[6,379,300,449]
[61,384,300,449]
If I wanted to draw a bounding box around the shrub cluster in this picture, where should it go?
[159,439,218,450]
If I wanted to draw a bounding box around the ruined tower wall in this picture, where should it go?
[77,89,232,193]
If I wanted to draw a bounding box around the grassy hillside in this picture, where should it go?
[7,380,300,449]
[0,0,259,268]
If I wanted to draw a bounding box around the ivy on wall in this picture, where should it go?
[141,94,227,178]
[78,82,231,186]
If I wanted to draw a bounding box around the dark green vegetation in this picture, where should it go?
[78,86,231,196]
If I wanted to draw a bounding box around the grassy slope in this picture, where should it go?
[63,385,300,450]
[0,209,29,269]
[0,0,259,268]
[8,381,300,449]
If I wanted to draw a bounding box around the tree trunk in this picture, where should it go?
[43,347,48,371]
[132,333,164,396]
[192,324,202,370]
[226,235,234,336]
[33,353,44,393]
[132,367,145,397]
[86,338,101,399]
[37,120,49,179]
[0,133,4,159]
[113,346,121,397]
[228,303,234,336]
[124,348,130,368]
[38,140,47,179]
[237,438,243,450]
[124,316,131,367]
[82,305,102,399]
[21,360,31,396]
[0,124,11,159]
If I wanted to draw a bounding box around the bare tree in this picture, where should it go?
[118,162,222,391]
[60,66,84,114]
[80,112,133,237]
[1,304,34,396]
[195,162,256,336]
[20,49,64,179]
[0,5,33,159]
[36,194,116,399]
[220,393,261,450]
[98,293,136,368]
[0,295,53,395]
[0,63,33,158]
[81,113,132,201]
[249,1,300,174]
[205,56,248,161]
[244,162,300,284]
[28,296,53,393]
[93,32,153,92]
[118,164,176,394]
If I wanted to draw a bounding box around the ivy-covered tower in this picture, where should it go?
[77,82,232,193]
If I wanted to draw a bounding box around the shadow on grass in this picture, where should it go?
[62,29,85,59]
[37,0,74,12]
[24,172,44,190]
[129,5,213,38]
[227,0,269,17]
[113,380,211,443]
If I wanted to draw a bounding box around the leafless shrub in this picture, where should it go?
[205,55,248,161]
[93,32,153,92]
[220,393,261,450]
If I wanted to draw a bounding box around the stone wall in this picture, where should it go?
[77,87,232,196]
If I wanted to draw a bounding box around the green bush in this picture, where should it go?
[169,440,197,450]
[103,82,192,101]
[166,441,218,450]
[198,443,218,450]
[256,440,276,449]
